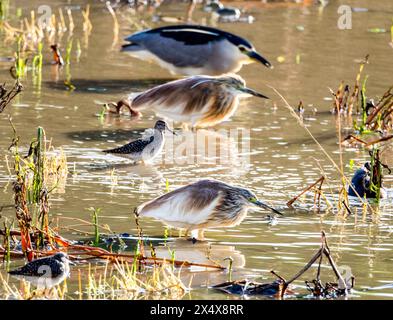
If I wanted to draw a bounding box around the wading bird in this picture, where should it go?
[121,24,272,76]
[213,7,241,22]
[348,162,387,199]
[110,74,268,128]
[135,179,282,241]
[8,252,72,289]
[103,120,175,163]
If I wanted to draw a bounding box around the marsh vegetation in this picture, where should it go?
[0,0,392,300]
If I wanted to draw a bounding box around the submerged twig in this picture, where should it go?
[0,82,23,113]
[287,176,324,207]
[213,231,353,298]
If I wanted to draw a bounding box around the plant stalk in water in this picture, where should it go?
[89,207,101,246]
[369,147,382,203]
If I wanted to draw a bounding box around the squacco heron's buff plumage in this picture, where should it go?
[135,179,282,241]
[111,74,268,128]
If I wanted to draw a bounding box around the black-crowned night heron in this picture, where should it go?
[103,120,175,163]
[111,74,268,128]
[121,24,272,76]
[348,162,387,199]
[8,252,72,289]
[135,179,282,241]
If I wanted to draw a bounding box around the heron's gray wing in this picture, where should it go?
[140,180,222,215]
[103,136,154,154]
[126,31,217,68]
[131,76,215,111]
[183,182,222,211]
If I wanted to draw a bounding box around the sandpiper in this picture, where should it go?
[111,74,268,128]
[8,252,72,289]
[103,120,175,163]
[135,179,282,241]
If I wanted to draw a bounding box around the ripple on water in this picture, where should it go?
[0,1,393,300]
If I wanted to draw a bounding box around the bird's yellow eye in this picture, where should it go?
[248,197,257,203]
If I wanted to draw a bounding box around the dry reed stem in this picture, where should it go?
[0,228,225,270]
[287,176,324,207]
[106,1,119,48]
[269,86,376,214]
[277,231,349,298]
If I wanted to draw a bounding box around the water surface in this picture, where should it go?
[0,0,392,299]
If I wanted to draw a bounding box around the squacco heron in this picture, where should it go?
[135,179,282,241]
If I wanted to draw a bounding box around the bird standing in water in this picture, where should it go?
[348,162,387,199]
[121,24,272,76]
[103,120,175,163]
[135,179,282,241]
[213,7,241,22]
[8,252,72,289]
[110,74,268,128]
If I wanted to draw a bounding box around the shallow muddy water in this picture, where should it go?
[0,0,393,299]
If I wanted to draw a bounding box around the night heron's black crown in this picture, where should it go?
[141,25,254,48]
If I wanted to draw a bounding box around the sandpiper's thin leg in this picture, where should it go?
[44,288,50,297]
[198,229,205,241]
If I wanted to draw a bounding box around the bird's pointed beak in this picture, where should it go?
[165,125,177,135]
[121,43,134,52]
[68,259,76,266]
[240,87,269,99]
[252,199,283,216]
[247,51,273,69]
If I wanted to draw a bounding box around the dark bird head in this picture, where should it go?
[226,34,273,69]
[348,161,386,199]
[236,187,283,215]
[364,162,371,172]
[348,163,372,198]
[154,120,176,135]
[53,252,71,264]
